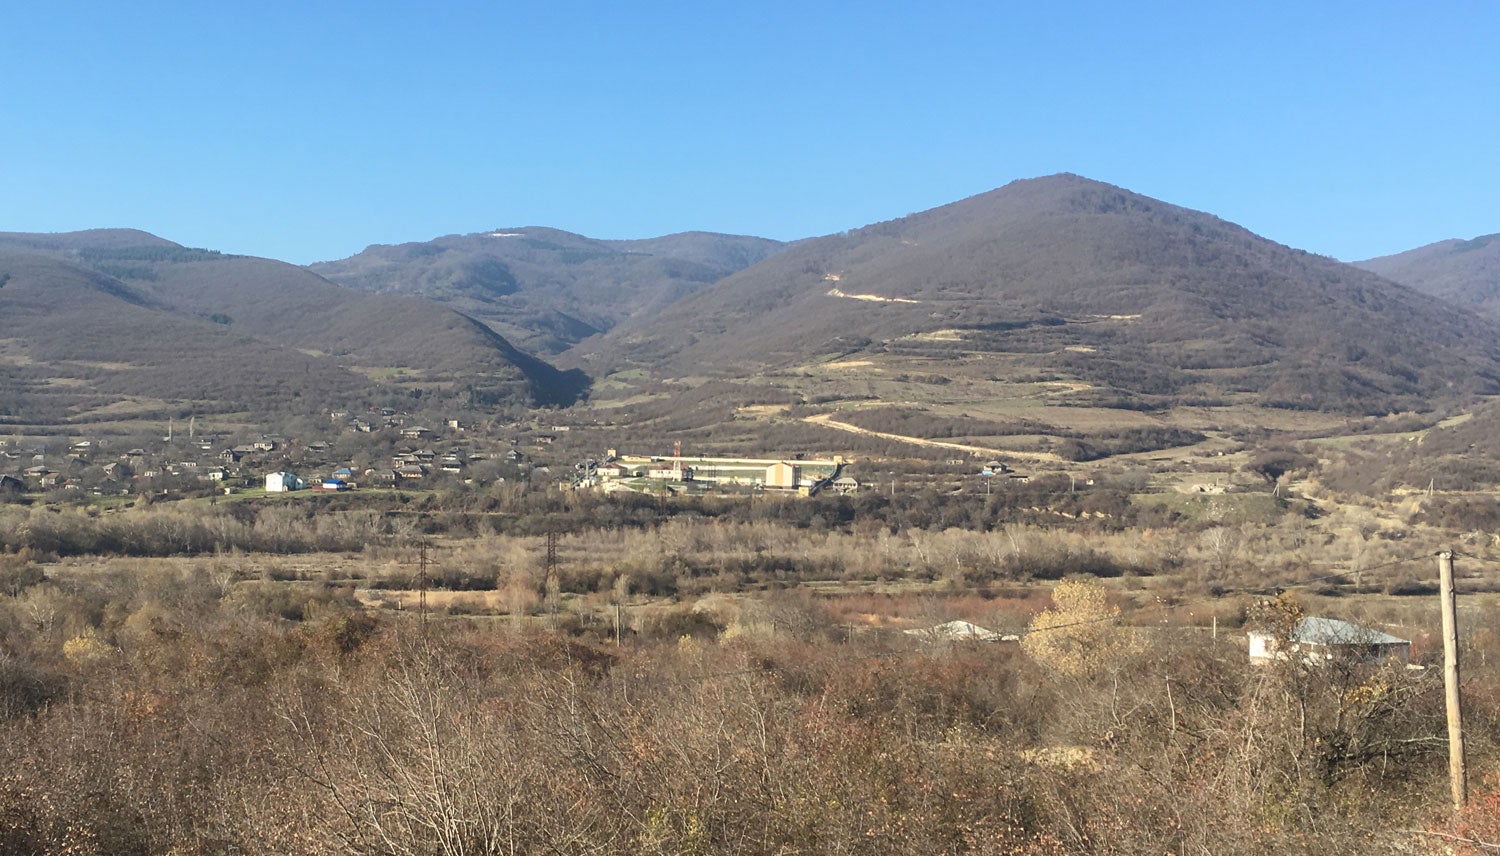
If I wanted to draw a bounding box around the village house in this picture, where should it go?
[905,620,1012,643]
[265,472,305,493]
[1248,616,1411,665]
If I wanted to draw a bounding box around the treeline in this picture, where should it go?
[0,475,1178,561]
[77,245,229,264]
[1052,426,1208,461]
[0,504,389,558]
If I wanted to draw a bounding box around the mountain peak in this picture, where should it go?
[586,179,1500,415]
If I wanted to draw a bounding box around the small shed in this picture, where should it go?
[1248,616,1410,665]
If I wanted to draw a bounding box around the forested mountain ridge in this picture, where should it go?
[309,227,785,355]
[579,174,1500,415]
[1356,234,1500,319]
[0,251,372,424]
[0,231,589,424]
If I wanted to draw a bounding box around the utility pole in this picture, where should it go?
[418,540,429,630]
[545,531,559,629]
[612,574,628,648]
[1438,549,1467,811]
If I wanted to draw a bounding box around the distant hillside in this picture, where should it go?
[581,175,1500,414]
[0,231,589,425]
[1318,404,1500,499]
[1356,235,1500,319]
[0,228,179,254]
[0,251,370,424]
[309,228,784,355]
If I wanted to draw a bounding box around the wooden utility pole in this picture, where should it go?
[545,531,560,629]
[1438,549,1467,810]
[418,540,429,630]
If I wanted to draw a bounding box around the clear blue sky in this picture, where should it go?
[2,1,1496,264]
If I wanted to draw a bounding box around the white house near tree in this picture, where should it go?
[1248,616,1410,665]
[265,472,305,493]
[904,620,1014,642]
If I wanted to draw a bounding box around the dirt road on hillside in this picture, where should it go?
[802,413,1060,463]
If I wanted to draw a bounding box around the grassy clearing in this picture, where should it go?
[1131,490,1287,525]
[348,365,414,381]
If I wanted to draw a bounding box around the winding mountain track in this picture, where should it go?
[801,412,1060,463]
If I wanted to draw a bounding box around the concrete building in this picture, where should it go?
[765,462,800,489]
